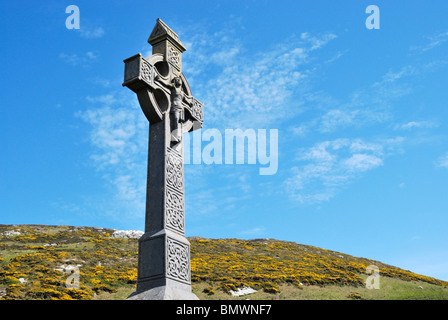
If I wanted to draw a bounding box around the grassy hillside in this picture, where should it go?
[0,224,447,300]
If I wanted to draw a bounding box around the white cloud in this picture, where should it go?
[300,32,337,51]
[76,89,148,222]
[79,26,105,39]
[90,78,112,88]
[86,94,117,106]
[113,174,143,202]
[210,46,240,66]
[59,53,79,65]
[410,31,448,53]
[86,51,97,59]
[59,51,98,66]
[374,66,417,85]
[179,25,336,129]
[292,62,441,137]
[291,125,309,137]
[436,152,448,168]
[285,138,399,204]
[318,109,360,133]
[239,226,266,236]
[342,153,383,172]
[76,103,146,169]
[325,50,348,63]
[394,120,438,130]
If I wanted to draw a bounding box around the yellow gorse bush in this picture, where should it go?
[189,238,448,291]
[0,225,138,300]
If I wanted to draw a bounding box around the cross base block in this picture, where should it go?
[127,278,199,300]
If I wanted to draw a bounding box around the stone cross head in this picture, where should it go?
[122,19,203,145]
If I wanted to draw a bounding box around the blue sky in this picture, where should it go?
[1,1,448,281]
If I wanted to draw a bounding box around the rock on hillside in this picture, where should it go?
[111,230,144,239]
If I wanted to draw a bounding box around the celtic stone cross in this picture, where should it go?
[123,19,203,300]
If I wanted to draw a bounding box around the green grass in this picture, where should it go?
[192,277,448,300]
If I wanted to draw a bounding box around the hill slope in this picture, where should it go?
[0,224,447,300]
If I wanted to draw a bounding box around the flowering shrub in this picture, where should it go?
[262,282,279,294]
[189,238,448,294]
[202,286,214,295]
[0,225,137,300]
[348,292,363,300]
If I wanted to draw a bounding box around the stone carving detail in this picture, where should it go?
[192,98,203,122]
[141,59,154,83]
[153,24,163,37]
[165,188,184,233]
[168,44,180,69]
[166,28,177,39]
[166,148,183,190]
[166,148,184,234]
[166,238,190,282]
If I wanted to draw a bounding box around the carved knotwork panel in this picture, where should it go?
[167,43,181,71]
[165,188,184,234]
[165,147,184,234]
[192,98,203,122]
[166,237,190,283]
[166,148,184,190]
[140,58,155,83]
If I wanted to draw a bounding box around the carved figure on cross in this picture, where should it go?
[169,76,192,143]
